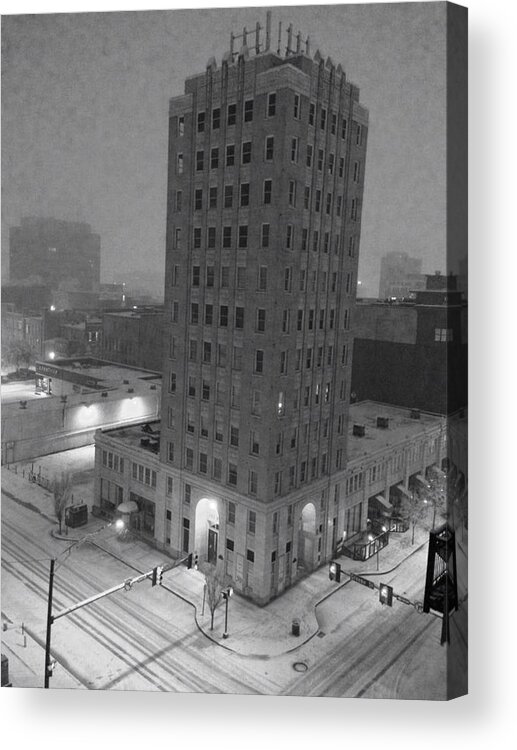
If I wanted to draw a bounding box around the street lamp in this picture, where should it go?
[221,586,233,639]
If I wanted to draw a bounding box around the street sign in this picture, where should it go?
[348,572,375,589]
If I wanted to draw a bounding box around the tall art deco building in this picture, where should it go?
[160,16,368,604]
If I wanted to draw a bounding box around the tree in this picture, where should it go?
[200,562,230,631]
[52,471,72,534]
[1,340,35,372]
[400,487,428,545]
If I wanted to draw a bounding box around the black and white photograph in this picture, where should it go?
[2,0,469,708]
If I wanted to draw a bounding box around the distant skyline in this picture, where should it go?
[2,3,448,297]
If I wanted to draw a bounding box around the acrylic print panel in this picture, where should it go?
[1,2,467,699]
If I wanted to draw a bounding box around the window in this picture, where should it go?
[331,112,337,134]
[185,448,193,470]
[247,549,255,564]
[306,347,313,369]
[228,463,238,486]
[230,425,239,447]
[300,269,306,291]
[343,309,350,329]
[256,309,266,332]
[219,305,228,327]
[351,199,358,221]
[328,153,335,175]
[282,309,290,333]
[193,227,201,248]
[284,266,292,292]
[235,306,244,329]
[227,103,237,126]
[304,186,311,209]
[204,304,213,325]
[196,150,204,171]
[288,180,296,207]
[317,149,324,171]
[175,228,182,248]
[202,380,210,400]
[293,93,301,119]
[297,309,304,331]
[177,116,185,137]
[255,350,264,373]
[341,117,348,140]
[190,303,199,325]
[217,343,227,367]
[353,161,361,182]
[263,179,272,204]
[227,501,236,525]
[258,266,268,291]
[291,137,299,163]
[312,230,319,253]
[223,225,232,248]
[320,107,327,130]
[286,224,294,250]
[327,345,334,365]
[323,232,330,254]
[175,190,182,212]
[169,371,177,393]
[203,341,212,363]
[226,144,235,166]
[200,416,209,440]
[326,193,332,215]
[210,147,219,169]
[249,470,258,495]
[221,266,230,287]
[194,189,203,211]
[171,300,179,323]
[192,265,201,287]
[315,189,321,212]
[301,228,308,251]
[244,99,254,122]
[250,429,260,455]
[212,107,220,130]
[265,135,274,160]
[231,381,240,408]
[177,153,184,174]
[240,183,250,207]
[251,390,261,416]
[306,144,313,167]
[242,141,252,164]
[277,391,285,417]
[199,453,208,474]
[237,266,246,289]
[207,226,216,248]
[356,123,362,145]
[209,186,217,209]
[337,196,343,217]
[435,328,453,342]
[238,225,248,248]
[261,223,270,248]
[346,273,352,294]
[309,102,315,126]
[223,185,234,210]
[267,92,276,117]
[274,471,282,495]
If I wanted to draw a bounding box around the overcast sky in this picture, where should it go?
[1,2,447,296]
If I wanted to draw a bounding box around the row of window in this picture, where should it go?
[176,212,360,254]
[178,95,363,146]
[101,450,124,473]
[131,461,157,488]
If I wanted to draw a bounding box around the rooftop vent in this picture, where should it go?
[410,409,421,420]
[353,424,365,437]
[101,391,108,398]
[377,417,389,429]
[123,379,129,385]
[127,387,134,394]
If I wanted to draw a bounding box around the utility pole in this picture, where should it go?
[44,558,55,688]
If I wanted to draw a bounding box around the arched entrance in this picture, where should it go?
[297,502,317,572]
[195,498,220,565]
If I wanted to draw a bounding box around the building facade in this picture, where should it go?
[352,273,467,414]
[9,217,101,292]
[101,308,165,372]
[378,251,424,300]
[156,21,369,603]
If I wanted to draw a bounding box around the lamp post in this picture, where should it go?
[221,586,233,639]
[44,518,124,688]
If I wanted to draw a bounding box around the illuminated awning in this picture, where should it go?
[375,494,392,509]
[397,483,412,498]
[117,500,139,514]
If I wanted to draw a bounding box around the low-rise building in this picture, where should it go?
[101,307,165,372]
[94,401,448,604]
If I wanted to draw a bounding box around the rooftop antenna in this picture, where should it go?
[255,21,261,54]
[306,35,311,56]
[277,21,282,55]
[296,31,302,54]
[265,10,272,51]
[242,26,248,47]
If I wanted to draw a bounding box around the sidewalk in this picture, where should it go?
[3,466,430,659]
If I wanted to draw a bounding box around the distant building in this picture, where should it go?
[1,283,51,313]
[9,217,101,292]
[378,251,424,300]
[101,308,165,372]
[352,273,467,414]
[51,289,100,312]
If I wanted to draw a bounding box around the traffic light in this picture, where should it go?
[329,561,341,583]
[151,565,163,586]
[186,552,199,570]
[379,583,393,606]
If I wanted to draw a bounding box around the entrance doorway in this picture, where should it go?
[297,502,317,572]
[207,524,218,564]
[194,498,220,565]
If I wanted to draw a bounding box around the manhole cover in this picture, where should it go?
[293,661,308,673]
